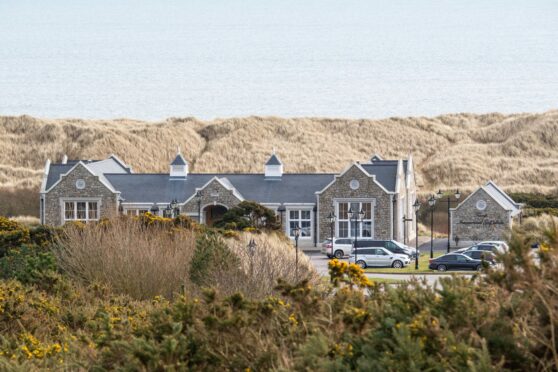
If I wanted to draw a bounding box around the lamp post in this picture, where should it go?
[435,189,461,253]
[164,205,172,218]
[247,238,256,278]
[170,199,179,218]
[348,206,366,267]
[196,191,202,223]
[327,211,336,258]
[428,195,437,258]
[413,199,421,270]
[150,203,159,216]
[293,224,301,282]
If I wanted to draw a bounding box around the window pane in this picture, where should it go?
[349,221,358,237]
[76,202,87,219]
[289,210,299,220]
[300,221,311,236]
[126,210,135,216]
[362,203,372,219]
[350,202,359,216]
[64,202,74,220]
[289,222,298,237]
[301,210,311,220]
[338,203,348,219]
[338,221,348,238]
[362,221,372,237]
[88,202,98,219]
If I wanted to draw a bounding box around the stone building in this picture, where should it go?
[450,181,522,243]
[39,151,418,247]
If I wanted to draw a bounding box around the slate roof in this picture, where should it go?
[360,163,399,192]
[45,164,80,190]
[170,153,187,166]
[105,173,335,204]
[265,154,282,166]
[45,157,404,204]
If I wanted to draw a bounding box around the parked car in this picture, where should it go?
[462,250,495,264]
[455,243,498,254]
[321,238,361,259]
[349,247,410,269]
[428,253,485,272]
[352,240,417,259]
[477,241,509,253]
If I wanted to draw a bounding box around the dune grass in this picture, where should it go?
[1,111,557,200]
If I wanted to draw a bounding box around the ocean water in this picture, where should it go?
[0,0,556,120]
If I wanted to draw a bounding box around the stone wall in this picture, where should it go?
[44,163,118,226]
[182,178,242,219]
[317,164,392,242]
[451,188,512,242]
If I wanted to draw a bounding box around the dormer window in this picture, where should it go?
[264,151,283,179]
[170,151,188,178]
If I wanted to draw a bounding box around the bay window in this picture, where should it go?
[288,209,312,238]
[336,201,374,238]
[63,200,99,222]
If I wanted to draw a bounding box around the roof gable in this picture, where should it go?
[316,162,393,195]
[44,161,118,194]
[171,153,187,166]
[265,153,282,166]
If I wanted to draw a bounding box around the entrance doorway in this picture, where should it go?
[204,205,227,227]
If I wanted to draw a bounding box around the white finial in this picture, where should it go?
[272,147,276,155]
[177,145,181,154]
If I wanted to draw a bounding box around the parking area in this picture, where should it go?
[305,252,470,287]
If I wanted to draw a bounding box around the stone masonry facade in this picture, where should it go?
[317,165,393,242]
[43,164,119,226]
[182,179,242,217]
[451,188,512,242]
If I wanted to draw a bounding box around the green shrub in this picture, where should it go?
[0,216,30,256]
[190,234,240,288]
[215,201,280,230]
[0,244,58,288]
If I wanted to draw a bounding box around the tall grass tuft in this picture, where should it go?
[55,217,195,300]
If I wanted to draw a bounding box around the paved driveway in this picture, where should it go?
[306,252,471,287]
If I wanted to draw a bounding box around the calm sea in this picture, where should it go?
[0,0,556,120]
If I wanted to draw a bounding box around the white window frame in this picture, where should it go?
[287,207,313,239]
[61,198,101,222]
[334,199,375,239]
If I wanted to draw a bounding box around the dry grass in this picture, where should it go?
[224,232,319,298]
[55,218,196,300]
[1,111,558,195]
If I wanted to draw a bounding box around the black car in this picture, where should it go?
[428,253,484,272]
[463,250,495,264]
[353,240,414,258]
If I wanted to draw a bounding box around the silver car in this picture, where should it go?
[349,247,410,269]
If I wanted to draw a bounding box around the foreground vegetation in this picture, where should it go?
[0,214,557,370]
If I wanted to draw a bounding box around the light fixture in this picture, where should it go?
[413,199,421,213]
[428,195,436,207]
[327,212,336,224]
[455,189,461,200]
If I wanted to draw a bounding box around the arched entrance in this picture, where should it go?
[203,204,228,227]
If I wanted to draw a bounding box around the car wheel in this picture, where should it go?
[476,265,482,271]
[356,260,366,269]
[392,260,403,269]
[437,265,447,272]
[334,250,344,259]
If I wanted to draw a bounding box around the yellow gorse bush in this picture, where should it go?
[328,259,374,289]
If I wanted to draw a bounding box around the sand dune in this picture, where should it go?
[1,111,557,194]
